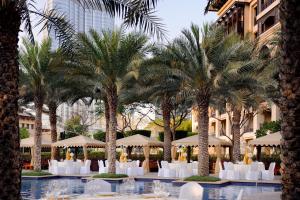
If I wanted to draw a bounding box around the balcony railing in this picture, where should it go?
[261,0,276,11]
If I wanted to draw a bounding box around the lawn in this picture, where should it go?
[22,171,52,176]
[92,173,128,179]
[184,176,221,182]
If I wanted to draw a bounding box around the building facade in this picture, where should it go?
[45,0,114,132]
[192,0,281,152]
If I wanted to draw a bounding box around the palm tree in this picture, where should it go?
[0,1,162,198]
[168,24,253,176]
[122,47,184,162]
[211,38,265,162]
[19,38,53,171]
[279,0,300,198]
[67,28,149,173]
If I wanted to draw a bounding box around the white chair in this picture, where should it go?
[178,167,193,179]
[226,162,240,180]
[48,160,53,173]
[85,179,111,194]
[179,182,203,200]
[236,189,244,200]
[245,162,260,180]
[135,160,144,176]
[105,160,108,167]
[218,162,227,179]
[161,161,176,178]
[192,161,198,175]
[52,160,65,175]
[65,160,75,175]
[157,161,164,177]
[80,160,91,175]
[262,162,276,180]
[127,162,138,176]
[98,160,108,174]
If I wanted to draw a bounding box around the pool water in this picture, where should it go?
[21,177,281,200]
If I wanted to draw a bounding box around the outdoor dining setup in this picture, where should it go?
[156,134,232,178]
[48,135,106,175]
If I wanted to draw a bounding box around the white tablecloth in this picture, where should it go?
[57,161,83,174]
[233,163,265,179]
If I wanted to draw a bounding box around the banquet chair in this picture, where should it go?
[127,162,138,176]
[218,162,227,179]
[98,160,108,174]
[179,182,203,200]
[261,162,276,180]
[162,162,176,178]
[52,160,65,175]
[85,179,111,194]
[65,160,75,175]
[236,189,244,200]
[245,162,260,180]
[226,162,240,180]
[157,161,164,177]
[135,160,144,176]
[80,160,91,175]
[116,160,127,174]
[178,166,193,179]
[48,160,53,173]
[192,161,198,175]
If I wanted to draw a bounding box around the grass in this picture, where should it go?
[93,173,128,179]
[184,176,221,182]
[22,171,52,176]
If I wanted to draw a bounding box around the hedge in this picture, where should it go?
[93,131,125,142]
[124,130,151,137]
[158,130,188,142]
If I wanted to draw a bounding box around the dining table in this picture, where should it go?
[233,163,265,179]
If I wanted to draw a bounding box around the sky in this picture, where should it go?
[27,0,217,43]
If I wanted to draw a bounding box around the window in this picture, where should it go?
[21,123,25,128]
[262,16,275,32]
[31,124,34,129]
[26,124,30,129]
[254,6,258,25]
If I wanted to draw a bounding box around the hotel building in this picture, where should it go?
[192,0,281,152]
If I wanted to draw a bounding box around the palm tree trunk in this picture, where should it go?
[196,96,210,176]
[49,102,58,160]
[232,107,241,163]
[104,99,110,159]
[279,0,300,198]
[107,87,117,174]
[0,2,21,199]
[33,97,43,171]
[162,95,172,162]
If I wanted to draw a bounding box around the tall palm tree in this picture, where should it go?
[0,1,162,198]
[19,38,53,171]
[279,0,300,198]
[67,28,149,173]
[122,47,185,162]
[169,24,252,176]
[211,38,264,162]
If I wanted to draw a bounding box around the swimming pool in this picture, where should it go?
[21,177,281,200]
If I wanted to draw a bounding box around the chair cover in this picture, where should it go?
[179,182,203,200]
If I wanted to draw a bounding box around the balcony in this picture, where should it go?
[208,0,228,12]
[261,0,276,11]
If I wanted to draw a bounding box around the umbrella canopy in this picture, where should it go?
[52,135,105,148]
[116,134,163,147]
[172,134,232,147]
[249,131,281,147]
[20,136,52,148]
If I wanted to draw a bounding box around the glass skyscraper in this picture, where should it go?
[45,0,114,132]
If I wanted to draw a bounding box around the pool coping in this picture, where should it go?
[22,175,282,187]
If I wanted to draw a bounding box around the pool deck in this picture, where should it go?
[242,192,281,200]
[22,170,281,185]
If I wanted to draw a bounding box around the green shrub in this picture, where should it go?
[184,176,221,182]
[22,171,52,176]
[176,120,192,132]
[93,173,128,178]
[158,131,188,142]
[255,121,281,138]
[124,130,151,137]
[93,130,106,142]
[20,128,30,139]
